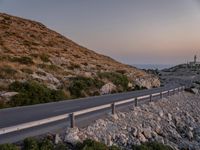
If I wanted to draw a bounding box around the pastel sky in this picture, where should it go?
[0,0,200,65]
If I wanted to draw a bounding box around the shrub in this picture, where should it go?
[8,81,66,107]
[76,139,120,150]
[0,65,17,79]
[39,138,54,150]
[132,142,173,150]
[40,54,50,62]
[21,68,33,74]
[69,77,104,97]
[0,143,19,150]
[24,138,39,150]
[98,72,129,91]
[11,56,33,64]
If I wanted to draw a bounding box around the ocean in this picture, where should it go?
[133,64,174,70]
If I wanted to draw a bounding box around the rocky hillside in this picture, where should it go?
[65,92,200,150]
[0,13,160,107]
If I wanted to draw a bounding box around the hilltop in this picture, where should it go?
[0,13,160,107]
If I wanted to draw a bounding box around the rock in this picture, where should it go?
[142,128,152,139]
[131,127,138,137]
[54,134,62,144]
[167,113,172,121]
[0,92,18,98]
[187,131,193,140]
[191,88,199,95]
[65,127,80,144]
[100,82,116,95]
[159,110,164,117]
[105,135,113,146]
[135,77,160,89]
[137,132,147,143]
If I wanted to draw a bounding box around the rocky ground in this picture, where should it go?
[63,92,200,150]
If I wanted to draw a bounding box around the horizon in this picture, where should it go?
[0,0,200,65]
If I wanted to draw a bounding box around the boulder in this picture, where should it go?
[65,127,80,144]
[100,82,116,95]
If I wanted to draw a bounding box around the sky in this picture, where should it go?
[0,0,200,65]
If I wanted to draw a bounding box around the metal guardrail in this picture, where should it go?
[0,86,185,135]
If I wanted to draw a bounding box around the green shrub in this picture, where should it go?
[76,139,109,150]
[24,138,39,150]
[0,65,17,79]
[8,81,66,107]
[132,142,173,150]
[98,72,129,91]
[40,54,50,62]
[39,139,54,150]
[69,77,104,97]
[76,139,121,150]
[0,143,19,150]
[21,68,33,74]
[11,56,33,64]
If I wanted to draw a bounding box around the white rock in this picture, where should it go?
[55,134,62,144]
[100,82,116,95]
[65,127,80,144]
[137,132,147,143]
[0,92,18,98]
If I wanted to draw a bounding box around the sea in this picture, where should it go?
[133,64,175,70]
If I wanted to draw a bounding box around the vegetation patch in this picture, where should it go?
[98,72,129,91]
[132,142,173,150]
[8,81,67,107]
[0,65,17,79]
[40,53,50,62]
[11,56,34,65]
[20,68,33,74]
[69,77,104,97]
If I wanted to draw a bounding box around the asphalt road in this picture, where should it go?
[0,85,179,144]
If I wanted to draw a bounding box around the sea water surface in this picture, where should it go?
[133,64,174,70]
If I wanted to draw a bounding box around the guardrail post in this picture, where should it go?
[111,103,116,115]
[150,94,152,102]
[135,98,138,107]
[70,113,75,128]
[168,90,170,97]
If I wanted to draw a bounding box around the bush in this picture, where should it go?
[24,138,39,150]
[0,143,19,150]
[69,77,104,97]
[132,142,173,150]
[21,68,33,74]
[40,54,50,62]
[11,56,33,64]
[0,65,17,79]
[76,139,109,150]
[39,138,54,150]
[98,72,129,91]
[8,81,66,107]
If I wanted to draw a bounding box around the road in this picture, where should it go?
[0,85,179,143]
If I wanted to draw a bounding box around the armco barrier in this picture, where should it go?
[0,86,185,135]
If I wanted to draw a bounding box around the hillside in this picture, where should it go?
[0,13,160,107]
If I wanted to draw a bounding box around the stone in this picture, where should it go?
[131,127,138,137]
[54,134,62,144]
[159,110,164,117]
[191,88,199,95]
[167,113,172,121]
[137,132,147,143]
[0,92,18,98]
[187,131,193,140]
[65,127,80,144]
[142,128,152,139]
[100,82,116,95]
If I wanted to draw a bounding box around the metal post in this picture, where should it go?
[135,98,138,107]
[111,103,115,115]
[168,90,170,97]
[70,113,75,128]
[150,94,152,102]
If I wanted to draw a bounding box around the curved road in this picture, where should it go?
[0,85,179,143]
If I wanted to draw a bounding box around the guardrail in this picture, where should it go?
[0,86,185,135]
